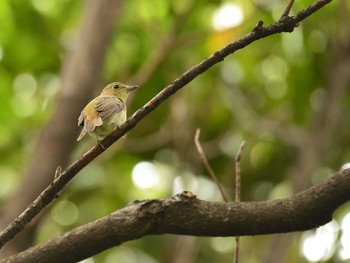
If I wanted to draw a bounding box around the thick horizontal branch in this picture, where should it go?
[0,0,333,249]
[2,169,350,263]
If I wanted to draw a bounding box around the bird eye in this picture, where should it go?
[113,84,119,89]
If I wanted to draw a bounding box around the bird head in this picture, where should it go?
[101,82,139,101]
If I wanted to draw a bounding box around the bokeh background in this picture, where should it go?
[0,0,350,262]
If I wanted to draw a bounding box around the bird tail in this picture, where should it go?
[77,129,86,141]
[76,115,103,141]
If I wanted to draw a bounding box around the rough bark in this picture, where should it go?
[2,169,349,263]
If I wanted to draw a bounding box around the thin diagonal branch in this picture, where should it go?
[0,0,333,249]
[234,141,245,263]
[281,0,296,18]
[194,129,229,202]
[234,141,245,203]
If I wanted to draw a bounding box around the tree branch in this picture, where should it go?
[280,0,296,18]
[0,0,333,249]
[2,169,350,263]
[194,128,229,202]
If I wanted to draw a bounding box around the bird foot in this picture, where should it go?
[97,140,106,150]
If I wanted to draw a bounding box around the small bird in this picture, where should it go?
[77,82,139,141]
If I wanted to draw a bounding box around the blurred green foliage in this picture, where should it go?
[0,0,349,262]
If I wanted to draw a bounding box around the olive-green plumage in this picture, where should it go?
[77,82,138,141]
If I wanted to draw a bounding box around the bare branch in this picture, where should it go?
[280,0,296,18]
[0,0,334,249]
[234,141,245,202]
[194,129,229,202]
[2,169,350,263]
[234,141,245,263]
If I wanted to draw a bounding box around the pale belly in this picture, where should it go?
[90,111,127,140]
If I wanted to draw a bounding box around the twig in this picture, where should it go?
[194,129,229,202]
[235,142,245,203]
[54,166,62,180]
[280,0,296,18]
[0,0,334,248]
[234,141,245,263]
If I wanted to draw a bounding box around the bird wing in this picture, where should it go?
[95,96,125,119]
[76,96,124,141]
[78,111,85,127]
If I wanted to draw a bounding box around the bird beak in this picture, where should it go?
[126,85,139,92]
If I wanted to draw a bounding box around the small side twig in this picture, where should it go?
[253,20,264,33]
[280,0,296,18]
[54,166,62,198]
[194,129,229,202]
[234,141,245,263]
[54,166,62,180]
[234,141,245,203]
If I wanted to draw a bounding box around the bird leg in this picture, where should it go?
[97,140,106,150]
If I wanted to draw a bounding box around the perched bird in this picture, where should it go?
[77,82,139,141]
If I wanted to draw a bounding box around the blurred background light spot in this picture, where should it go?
[40,73,61,110]
[36,219,63,244]
[172,174,223,201]
[11,98,37,117]
[40,73,60,97]
[261,55,289,82]
[51,200,79,226]
[264,80,287,99]
[12,73,38,117]
[132,161,161,189]
[250,142,274,168]
[196,176,223,201]
[210,237,233,253]
[31,0,54,13]
[282,29,304,60]
[219,133,244,157]
[172,173,198,195]
[13,73,37,100]
[308,30,328,53]
[31,0,60,16]
[60,28,77,50]
[212,3,244,30]
[339,212,350,260]
[301,221,338,262]
[220,59,244,85]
